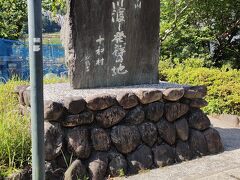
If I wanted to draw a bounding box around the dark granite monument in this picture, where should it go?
[63,0,160,89]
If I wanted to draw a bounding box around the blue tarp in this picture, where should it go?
[0,38,67,83]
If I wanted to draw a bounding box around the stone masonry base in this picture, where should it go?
[14,83,224,180]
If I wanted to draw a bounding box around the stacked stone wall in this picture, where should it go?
[15,85,223,180]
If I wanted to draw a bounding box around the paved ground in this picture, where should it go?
[118,117,240,180]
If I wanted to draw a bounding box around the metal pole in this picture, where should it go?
[27,0,45,179]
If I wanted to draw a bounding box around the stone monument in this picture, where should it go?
[63,0,160,89]
[12,0,225,179]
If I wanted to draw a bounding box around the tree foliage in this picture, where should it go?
[0,0,65,40]
[42,0,66,14]
[0,0,27,39]
[160,0,240,68]
[1,0,240,68]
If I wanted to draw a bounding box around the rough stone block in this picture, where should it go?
[14,85,29,94]
[91,128,111,151]
[46,167,65,180]
[88,152,108,180]
[23,89,31,107]
[188,109,211,130]
[54,150,76,169]
[145,102,164,122]
[86,94,116,111]
[127,145,153,173]
[111,125,141,154]
[203,128,224,154]
[136,90,162,104]
[175,117,189,141]
[190,98,208,108]
[108,152,127,177]
[189,129,208,157]
[125,106,145,125]
[165,103,189,122]
[176,140,192,161]
[16,85,29,106]
[157,118,176,145]
[64,159,87,180]
[44,100,64,121]
[96,106,126,128]
[44,122,62,161]
[62,111,94,127]
[152,144,176,167]
[163,88,184,101]
[65,127,91,159]
[63,96,86,114]
[139,122,158,147]
[19,104,30,116]
[117,92,139,109]
[184,86,207,99]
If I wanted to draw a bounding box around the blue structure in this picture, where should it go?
[0,38,67,83]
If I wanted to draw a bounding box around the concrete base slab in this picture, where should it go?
[42,81,188,102]
[210,114,240,128]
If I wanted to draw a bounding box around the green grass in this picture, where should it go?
[42,33,61,44]
[21,32,62,44]
[0,76,68,178]
[43,75,68,84]
[0,79,31,177]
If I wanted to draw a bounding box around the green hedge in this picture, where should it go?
[159,58,240,115]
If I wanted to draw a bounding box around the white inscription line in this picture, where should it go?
[85,55,91,72]
[111,0,128,76]
[135,0,142,9]
[95,35,105,66]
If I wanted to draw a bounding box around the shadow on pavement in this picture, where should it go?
[215,127,240,151]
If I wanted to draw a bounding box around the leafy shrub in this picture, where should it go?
[159,58,240,115]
